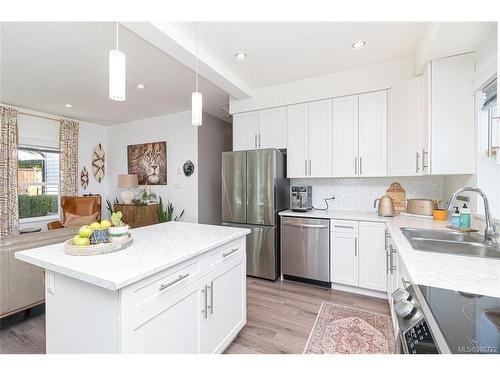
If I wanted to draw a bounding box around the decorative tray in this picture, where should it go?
[64,235,133,256]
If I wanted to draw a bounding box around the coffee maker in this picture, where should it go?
[290,186,312,212]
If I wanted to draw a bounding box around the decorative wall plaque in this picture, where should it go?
[92,143,105,183]
[183,160,194,177]
[80,166,89,189]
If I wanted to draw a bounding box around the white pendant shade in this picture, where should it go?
[192,91,203,126]
[109,49,126,101]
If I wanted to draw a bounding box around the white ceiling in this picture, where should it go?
[0,22,231,125]
[172,22,430,89]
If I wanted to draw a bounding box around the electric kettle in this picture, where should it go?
[374,195,395,217]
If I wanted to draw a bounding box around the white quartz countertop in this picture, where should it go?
[280,209,500,298]
[15,222,250,291]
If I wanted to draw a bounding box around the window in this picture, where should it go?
[17,146,59,220]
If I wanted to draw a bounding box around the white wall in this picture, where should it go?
[197,113,231,225]
[295,176,446,212]
[107,111,198,223]
[230,58,414,113]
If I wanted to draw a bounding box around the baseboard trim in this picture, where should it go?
[332,283,388,300]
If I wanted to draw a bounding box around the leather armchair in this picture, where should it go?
[47,195,102,230]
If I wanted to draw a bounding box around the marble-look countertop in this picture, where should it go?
[280,209,500,298]
[15,222,250,291]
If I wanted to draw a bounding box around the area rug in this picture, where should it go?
[304,302,395,354]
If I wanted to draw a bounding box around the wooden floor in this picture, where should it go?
[0,278,389,354]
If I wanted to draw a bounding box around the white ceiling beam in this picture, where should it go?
[122,22,253,100]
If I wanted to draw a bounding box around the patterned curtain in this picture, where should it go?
[59,119,79,197]
[0,106,19,238]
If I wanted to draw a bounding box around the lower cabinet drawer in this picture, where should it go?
[206,239,244,271]
[121,260,200,320]
[331,220,359,234]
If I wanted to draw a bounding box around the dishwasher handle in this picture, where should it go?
[282,222,329,229]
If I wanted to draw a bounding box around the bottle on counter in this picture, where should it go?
[459,204,471,229]
[451,207,460,229]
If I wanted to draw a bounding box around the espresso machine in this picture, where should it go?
[290,186,312,212]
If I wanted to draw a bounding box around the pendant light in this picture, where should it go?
[109,22,126,101]
[192,23,202,126]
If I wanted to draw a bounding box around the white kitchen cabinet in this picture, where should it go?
[388,77,424,176]
[232,107,286,151]
[258,107,287,149]
[233,111,259,151]
[286,100,332,177]
[333,95,359,177]
[286,103,309,177]
[123,279,205,354]
[331,219,387,294]
[427,53,475,174]
[358,221,387,292]
[331,228,359,287]
[203,260,246,353]
[358,91,388,177]
[308,99,333,177]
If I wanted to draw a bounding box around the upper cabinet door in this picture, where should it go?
[233,111,259,151]
[430,53,475,174]
[358,91,388,177]
[258,107,287,149]
[286,103,309,178]
[388,77,423,176]
[333,95,359,177]
[308,99,333,177]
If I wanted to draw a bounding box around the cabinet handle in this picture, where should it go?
[389,244,395,275]
[354,157,358,175]
[258,133,261,148]
[422,148,428,170]
[254,134,257,149]
[209,281,214,314]
[354,237,357,257]
[222,248,239,257]
[202,284,208,319]
[401,277,411,288]
[304,160,307,176]
[308,160,311,176]
[359,157,363,175]
[159,273,190,291]
[385,248,390,274]
[416,152,420,174]
[334,224,354,229]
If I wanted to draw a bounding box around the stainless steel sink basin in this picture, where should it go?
[401,227,500,259]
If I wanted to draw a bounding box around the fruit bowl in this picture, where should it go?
[64,235,133,256]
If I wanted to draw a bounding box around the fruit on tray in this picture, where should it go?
[73,235,90,246]
[100,219,111,229]
[90,222,102,230]
[78,225,93,238]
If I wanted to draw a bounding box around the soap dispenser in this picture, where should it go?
[451,207,460,229]
[459,204,471,229]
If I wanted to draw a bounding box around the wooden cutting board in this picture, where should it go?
[386,182,406,213]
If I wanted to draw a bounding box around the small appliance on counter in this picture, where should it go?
[406,199,437,216]
[291,185,312,212]
[374,195,395,217]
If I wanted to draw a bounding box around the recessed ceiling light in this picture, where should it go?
[352,40,366,50]
[65,104,72,108]
[136,83,146,89]
[234,52,247,61]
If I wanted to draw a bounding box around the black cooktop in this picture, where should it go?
[419,285,500,354]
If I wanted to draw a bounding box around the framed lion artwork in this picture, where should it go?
[127,141,167,185]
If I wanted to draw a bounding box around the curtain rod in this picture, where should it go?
[17,111,61,122]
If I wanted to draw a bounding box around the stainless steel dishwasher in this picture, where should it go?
[281,216,330,287]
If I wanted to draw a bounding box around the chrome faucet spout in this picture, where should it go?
[447,187,497,245]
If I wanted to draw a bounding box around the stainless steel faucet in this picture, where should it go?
[447,187,498,245]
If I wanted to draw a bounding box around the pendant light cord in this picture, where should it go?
[195,23,199,92]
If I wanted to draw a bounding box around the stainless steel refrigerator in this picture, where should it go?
[222,149,289,280]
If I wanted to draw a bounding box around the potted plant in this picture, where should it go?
[432,199,447,221]
[108,211,130,242]
[157,196,184,223]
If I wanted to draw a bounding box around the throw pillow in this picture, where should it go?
[63,212,98,228]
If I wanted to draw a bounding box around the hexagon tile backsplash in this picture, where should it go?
[292,176,446,211]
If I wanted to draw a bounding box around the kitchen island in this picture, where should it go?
[15,221,250,354]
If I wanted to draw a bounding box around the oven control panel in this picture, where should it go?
[403,318,439,354]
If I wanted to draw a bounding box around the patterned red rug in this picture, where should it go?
[304,302,395,354]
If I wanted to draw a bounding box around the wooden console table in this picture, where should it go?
[113,203,159,229]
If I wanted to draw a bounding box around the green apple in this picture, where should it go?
[78,225,93,238]
[90,222,101,230]
[73,235,90,246]
[100,220,111,229]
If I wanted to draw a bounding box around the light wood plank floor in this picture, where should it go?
[0,278,389,354]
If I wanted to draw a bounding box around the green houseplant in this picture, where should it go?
[157,196,184,223]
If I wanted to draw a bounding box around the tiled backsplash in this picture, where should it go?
[292,176,446,211]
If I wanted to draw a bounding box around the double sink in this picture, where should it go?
[401,227,500,259]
